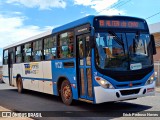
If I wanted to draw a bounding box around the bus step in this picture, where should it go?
[78,98,93,103]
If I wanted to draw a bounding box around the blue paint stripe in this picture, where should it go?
[3,76,9,78]
[13,76,52,81]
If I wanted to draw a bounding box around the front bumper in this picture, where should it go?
[94,81,155,104]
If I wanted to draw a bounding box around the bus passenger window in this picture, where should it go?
[44,36,57,60]
[3,50,8,65]
[16,46,22,63]
[33,40,43,61]
[24,43,32,62]
[68,36,74,58]
[59,31,74,58]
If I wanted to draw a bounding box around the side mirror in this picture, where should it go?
[90,36,95,48]
[151,34,156,55]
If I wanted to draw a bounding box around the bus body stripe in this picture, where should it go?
[3,76,9,78]
[13,76,52,81]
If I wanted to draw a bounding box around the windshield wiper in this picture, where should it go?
[108,31,125,54]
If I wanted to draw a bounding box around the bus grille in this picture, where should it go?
[96,66,153,82]
[120,88,140,96]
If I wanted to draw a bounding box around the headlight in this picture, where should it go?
[145,73,155,85]
[95,76,114,89]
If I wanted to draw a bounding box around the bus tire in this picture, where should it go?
[61,80,73,105]
[17,76,23,93]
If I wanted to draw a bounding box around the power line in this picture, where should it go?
[110,0,124,9]
[114,0,132,9]
[99,0,132,13]
[99,0,123,13]
[146,11,160,20]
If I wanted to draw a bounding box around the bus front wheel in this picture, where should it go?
[17,76,23,93]
[61,80,73,105]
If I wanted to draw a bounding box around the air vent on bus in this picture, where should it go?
[120,88,140,96]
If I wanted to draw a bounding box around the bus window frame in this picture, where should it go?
[15,46,23,63]
[24,42,32,62]
[3,23,92,63]
[44,35,57,60]
[3,49,8,65]
[57,29,75,59]
[32,39,43,62]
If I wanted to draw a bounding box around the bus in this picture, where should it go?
[3,15,157,105]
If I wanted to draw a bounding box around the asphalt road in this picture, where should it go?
[0,83,160,120]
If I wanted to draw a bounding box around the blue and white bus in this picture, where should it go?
[3,15,156,105]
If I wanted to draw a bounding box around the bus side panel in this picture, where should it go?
[22,62,42,92]
[42,61,53,95]
[19,61,53,95]
[51,59,78,100]
[2,65,9,84]
[12,63,23,87]
[21,63,30,89]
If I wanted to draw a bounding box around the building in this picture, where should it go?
[149,22,160,61]
[149,22,160,86]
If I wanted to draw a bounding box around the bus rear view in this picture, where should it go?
[92,16,156,103]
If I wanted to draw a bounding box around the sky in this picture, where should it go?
[0,0,160,64]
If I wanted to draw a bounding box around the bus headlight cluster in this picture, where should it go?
[145,73,155,85]
[95,76,114,89]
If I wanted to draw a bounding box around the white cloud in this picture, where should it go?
[6,0,67,10]
[0,14,53,48]
[13,11,22,15]
[74,0,92,6]
[99,8,125,15]
[74,0,125,15]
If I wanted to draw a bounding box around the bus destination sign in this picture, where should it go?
[99,20,145,29]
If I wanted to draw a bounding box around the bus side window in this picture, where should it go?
[44,36,57,60]
[58,31,74,59]
[33,40,43,61]
[24,43,32,62]
[16,46,22,63]
[3,50,8,65]
[68,35,74,58]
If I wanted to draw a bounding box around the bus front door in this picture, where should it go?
[77,34,93,101]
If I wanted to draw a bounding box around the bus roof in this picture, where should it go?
[3,15,146,50]
[4,15,95,49]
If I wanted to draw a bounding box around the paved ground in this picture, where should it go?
[0,83,33,120]
[0,83,160,120]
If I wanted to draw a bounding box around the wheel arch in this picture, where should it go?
[16,74,22,86]
[57,76,71,96]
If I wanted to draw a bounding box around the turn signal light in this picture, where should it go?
[95,77,101,81]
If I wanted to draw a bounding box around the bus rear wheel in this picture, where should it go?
[17,76,23,93]
[61,80,73,105]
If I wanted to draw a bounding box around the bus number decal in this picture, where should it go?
[94,72,97,76]
[55,62,63,68]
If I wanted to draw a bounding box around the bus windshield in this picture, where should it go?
[95,31,152,71]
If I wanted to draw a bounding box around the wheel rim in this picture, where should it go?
[63,85,71,100]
